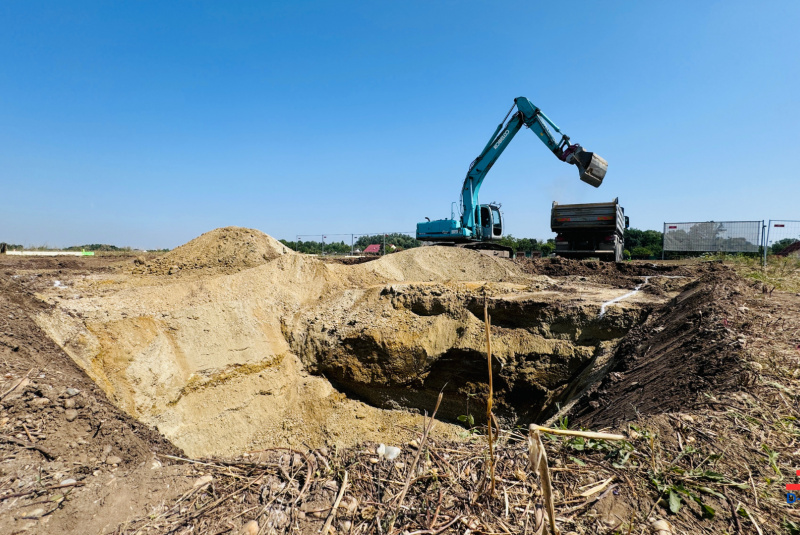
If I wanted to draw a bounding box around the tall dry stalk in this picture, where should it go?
[484,297,496,496]
[528,426,557,535]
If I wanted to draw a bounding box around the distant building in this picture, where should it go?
[363,244,381,254]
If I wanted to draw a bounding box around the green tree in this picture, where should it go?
[497,235,545,255]
[280,239,346,255]
[625,228,663,257]
[540,239,555,256]
[354,233,421,252]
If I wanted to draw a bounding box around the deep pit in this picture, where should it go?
[31,228,726,457]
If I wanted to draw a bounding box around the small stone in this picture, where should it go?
[25,508,45,519]
[30,397,51,407]
[60,478,77,486]
[106,455,122,465]
[66,388,80,397]
[64,398,76,409]
[65,409,79,422]
[239,520,259,535]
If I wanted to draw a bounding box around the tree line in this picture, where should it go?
[279,233,423,255]
[278,229,679,258]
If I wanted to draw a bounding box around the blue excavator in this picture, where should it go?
[415,97,607,256]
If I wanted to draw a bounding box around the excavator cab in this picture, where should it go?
[479,204,503,240]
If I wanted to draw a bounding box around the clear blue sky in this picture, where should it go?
[2,1,798,249]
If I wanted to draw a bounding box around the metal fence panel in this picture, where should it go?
[765,220,800,257]
[662,221,762,253]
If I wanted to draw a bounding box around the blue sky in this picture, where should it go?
[2,1,798,249]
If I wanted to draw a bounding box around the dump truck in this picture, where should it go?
[551,198,628,262]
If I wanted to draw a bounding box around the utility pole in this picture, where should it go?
[383,233,386,256]
[322,235,325,256]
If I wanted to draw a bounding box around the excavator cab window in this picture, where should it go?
[480,206,491,227]
[492,208,502,237]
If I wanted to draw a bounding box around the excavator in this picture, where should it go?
[415,97,607,256]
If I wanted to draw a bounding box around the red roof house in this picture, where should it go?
[363,244,381,254]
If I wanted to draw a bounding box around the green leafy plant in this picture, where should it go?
[457,413,475,427]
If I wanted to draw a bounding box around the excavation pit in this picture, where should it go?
[30,228,719,457]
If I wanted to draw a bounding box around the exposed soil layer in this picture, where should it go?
[289,280,652,425]
[515,256,727,289]
[573,270,749,427]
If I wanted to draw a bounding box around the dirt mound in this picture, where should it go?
[516,257,727,288]
[143,227,292,275]
[572,270,750,427]
[352,246,525,283]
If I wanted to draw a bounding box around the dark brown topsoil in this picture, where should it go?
[572,270,751,428]
[0,256,190,534]
[515,256,729,289]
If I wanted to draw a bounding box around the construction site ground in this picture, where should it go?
[1,228,798,534]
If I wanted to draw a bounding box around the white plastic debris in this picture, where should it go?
[376,443,401,460]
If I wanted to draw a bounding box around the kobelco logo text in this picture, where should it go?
[493,130,509,150]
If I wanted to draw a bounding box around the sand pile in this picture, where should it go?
[146,227,292,275]
[350,245,525,284]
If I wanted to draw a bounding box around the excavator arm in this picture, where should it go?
[460,97,606,231]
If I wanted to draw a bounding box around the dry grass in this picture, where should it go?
[726,254,800,292]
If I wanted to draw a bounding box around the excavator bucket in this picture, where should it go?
[574,149,607,188]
